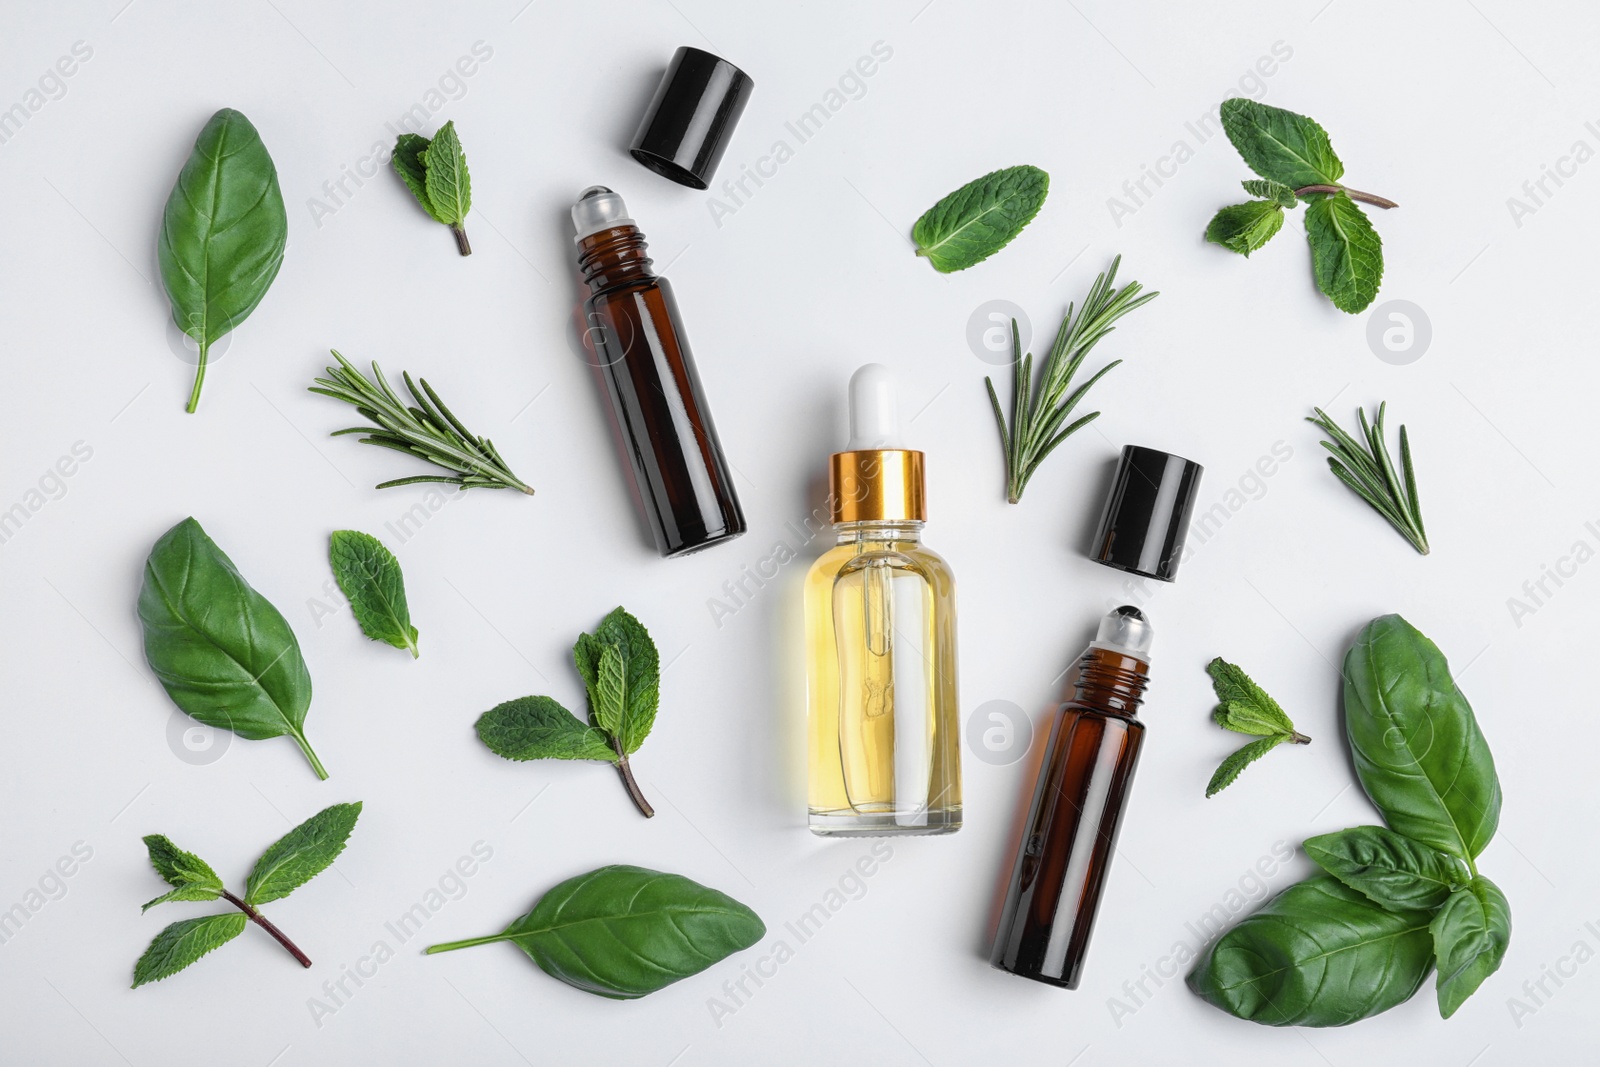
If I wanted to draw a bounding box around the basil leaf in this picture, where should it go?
[1431,876,1512,1018]
[1242,178,1298,207]
[427,865,765,1000]
[1303,191,1383,313]
[133,913,247,988]
[329,530,418,658]
[140,835,224,911]
[1205,201,1284,257]
[1343,615,1500,860]
[912,164,1048,273]
[137,518,327,780]
[1220,98,1343,188]
[244,802,362,906]
[422,120,470,225]
[392,132,444,222]
[1305,825,1469,912]
[476,696,618,762]
[158,108,287,413]
[1205,735,1284,798]
[1186,874,1434,1026]
[1206,657,1296,735]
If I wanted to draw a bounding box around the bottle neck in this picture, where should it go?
[835,520,923,545]
[1067,645,1150,718]
[577,225,655,290]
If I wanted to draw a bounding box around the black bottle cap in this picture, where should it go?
[629,46,753,190]
[1090,445,1204,583]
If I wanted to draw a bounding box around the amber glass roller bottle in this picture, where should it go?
[572,186,745,557]
[991,605,1154,989]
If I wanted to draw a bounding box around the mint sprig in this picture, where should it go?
[1205,99,1396,313]
[392,120,473,255]
[134,803,362,986]
[1204,657,1309,798]
[475,607,661,817]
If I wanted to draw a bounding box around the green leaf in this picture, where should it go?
[392,132,445,223]
[1304,825,1469,911]
[1304,192,1384,313]
[1186,874,1434,1026]
[422,120,470,225]
[329,530,419,658]
[475,696,618,763]
[1206,736,1285,798]
[1242,178,1298,207]
[593,644,627,736]
[1431,877,1512,1018]
[1205,201,1284,257]
[137,518,327,780]
[244,802,362,906]
[158,108,287,413]
[1206,658,1297,736]
[426,865,765,999]
[587,607,660,754]
[1220,98,1343,188]
[133,913,247,988]
[1343,615,1501,860]
[912,164,1048,273]
[140,834,224,911]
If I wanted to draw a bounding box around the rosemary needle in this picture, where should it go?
[1307,402,1427,554]
[310,350,534,494]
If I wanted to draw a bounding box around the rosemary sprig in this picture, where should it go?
[1307,403,1426,554]
[310,351,534,494]
[985,256,1157,503]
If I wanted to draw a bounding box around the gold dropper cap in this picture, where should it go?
[829,449,925,523]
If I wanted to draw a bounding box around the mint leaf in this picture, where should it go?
[1431,877,1512,1018]
[133,913,247,987]
[1206,657,1299,736]
[329,529,419,658]
[912,164,1048,273]
[476,696,618,762]
[1241,178,1298,207]
[1304,192,1383,313]
[1305,825,1469,912]
[392,132,444,222]
[1221,98,1343,188]
[1206,736,1286,798]
[1205,201,1284,257]
[244,802,362,906]
[141,835,224,911]
[591,608,660,754]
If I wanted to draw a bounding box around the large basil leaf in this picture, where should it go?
[1187,874,1434,1026]
[137,518,326,779]
[1431,877,1511,1018]
[426,865,764,999]
[1304,825,1468,911]
[1342,615,1500,859]
[158,108,287,413]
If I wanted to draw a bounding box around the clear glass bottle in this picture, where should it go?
[805,365,961,836]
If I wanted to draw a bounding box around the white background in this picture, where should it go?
[1,0,1595,1063]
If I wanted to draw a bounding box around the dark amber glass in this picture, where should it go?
[577,224,745,557]
[991,645,1149,988]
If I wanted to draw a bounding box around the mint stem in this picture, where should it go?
[221,890,311,968]
[612,743,654,818]
[1290,731,1312,745]
[452,224,472,256]
[1294,184,1398,210]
